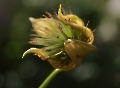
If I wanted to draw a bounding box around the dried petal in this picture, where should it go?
[22,48,49,60]
[48,55,75,71]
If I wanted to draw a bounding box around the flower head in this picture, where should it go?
[22,4,97,71]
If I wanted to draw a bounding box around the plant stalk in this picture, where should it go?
[39,69,61,88]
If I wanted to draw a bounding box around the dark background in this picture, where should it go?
[0,0,120,88]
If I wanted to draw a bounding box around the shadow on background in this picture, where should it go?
[0,0,120,88]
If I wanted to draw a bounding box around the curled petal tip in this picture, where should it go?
[22,48,49,60]
[22,48,37,58]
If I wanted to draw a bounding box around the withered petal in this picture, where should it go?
[22,48,49,60]
[48,56,75,71]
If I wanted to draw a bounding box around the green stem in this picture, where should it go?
[39,69,61,88]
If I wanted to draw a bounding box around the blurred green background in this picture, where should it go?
[0,0,120,88]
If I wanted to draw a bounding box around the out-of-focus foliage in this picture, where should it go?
[0,0,120,88]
